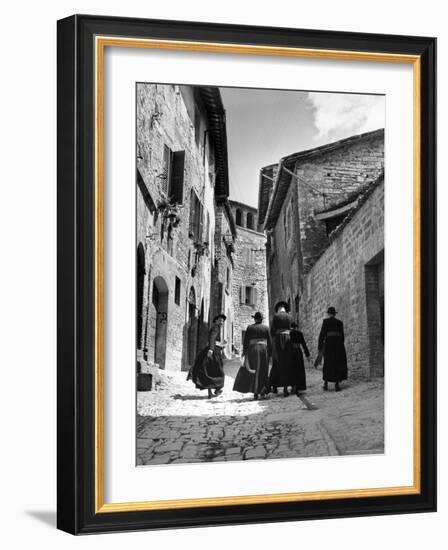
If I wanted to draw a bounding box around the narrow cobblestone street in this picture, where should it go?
[137,360,384,465]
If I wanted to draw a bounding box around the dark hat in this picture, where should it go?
[327,307,337,316]
[252,311,263,322]
[213,313,227,323]
[274,301,290,313]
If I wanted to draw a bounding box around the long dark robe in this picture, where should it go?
[233,322,271,394]
[318,317,348,382]
[269,311,294,388]
[187,323,225,390]
[290,329,309,391]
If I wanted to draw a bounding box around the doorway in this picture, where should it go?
[151,276,169,369]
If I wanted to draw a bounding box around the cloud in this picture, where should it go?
[306,92,385,142]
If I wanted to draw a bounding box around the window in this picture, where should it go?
[189,189,203,242]
[235,208,242,226]
[240,286,257,306]
[244,248,254,266]
[295,295,300,314]
[226,267,231,292]
[246,212,254,230]
[161,145,185,203]
[174,277,181,305]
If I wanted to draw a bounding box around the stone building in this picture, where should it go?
[211,200,237,358]
[229,200,269,355]
[136,84,230,371]
[260,129,384,377]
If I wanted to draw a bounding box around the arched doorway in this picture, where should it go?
[151,276,169,369]
[136,243,145,350]
[187,287,197,367]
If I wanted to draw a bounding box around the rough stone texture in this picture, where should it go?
[229,201,269,354]
[210,204,235,357]
[137,359,384,465]
[300,182,385,378]
[294,130,384,274]
[136,84,216,371]
[263,130,385,378]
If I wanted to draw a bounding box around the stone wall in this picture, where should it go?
[136,84,216,371]
[211,204,235,357]
[299,181,385,378]
[231,227,269,354]
[294,130,384,273]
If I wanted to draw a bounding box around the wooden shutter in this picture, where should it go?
[240,286,245,304]
[198,202,204,242]
[162,145,171,195]
[252,288,258,307]
[170,150,185,203]
[189,189,195,237]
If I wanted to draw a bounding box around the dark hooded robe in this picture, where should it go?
[187,323,225,390]
[318,317,348,383]
[269,310,294,388]
[290,328,310,391]
[233,321,271,394]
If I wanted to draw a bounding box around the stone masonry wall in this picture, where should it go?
[232,226,269,355]
[299,181,384,378]
[295,130,384,274]
[136,84,216,371]
[266,181,302,322]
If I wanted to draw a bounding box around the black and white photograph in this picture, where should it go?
[136,83,385,466]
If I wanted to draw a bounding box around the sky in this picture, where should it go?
[220,87,385,207]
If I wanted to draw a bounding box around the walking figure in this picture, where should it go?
[290,322,310,395]
[187,313,226,399]
[316,307,348,391]
[269,300,294,396]
[233,312,271,400]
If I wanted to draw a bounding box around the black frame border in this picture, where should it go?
[57,14,436,534]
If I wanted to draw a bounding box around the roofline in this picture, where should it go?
[228,199,258,212]
[264,128,385,229]
[198,87,229,199]
[222,199,237,238]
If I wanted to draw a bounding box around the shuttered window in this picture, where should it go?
[161,145,185,204]
[240,286,257,306]
[189,189,204,243]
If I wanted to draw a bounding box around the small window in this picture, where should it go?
[241,286,257,306]
[235,208,242,226]
[174,277,181,305]
[226,267,231,291]
[246,212,254,230]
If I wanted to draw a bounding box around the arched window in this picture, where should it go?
[246,212,254,230]
[235,208,242,226]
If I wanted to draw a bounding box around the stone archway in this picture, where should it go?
[151,276,169,369]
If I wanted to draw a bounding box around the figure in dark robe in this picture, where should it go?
[290,322,310,394]
[187,314,226,398]
[269,301,294,396]
[233,312,271,400]
[317,307,348,391]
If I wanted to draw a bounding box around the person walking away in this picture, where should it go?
[290,322,310,395]
[187,314,226,398]
[317,307,347,391]
[233,312,271,400]
[269,301,294,396]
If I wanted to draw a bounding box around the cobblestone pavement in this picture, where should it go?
[137,360,384,465]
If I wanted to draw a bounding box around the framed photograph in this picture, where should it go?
[57,14,436,534]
